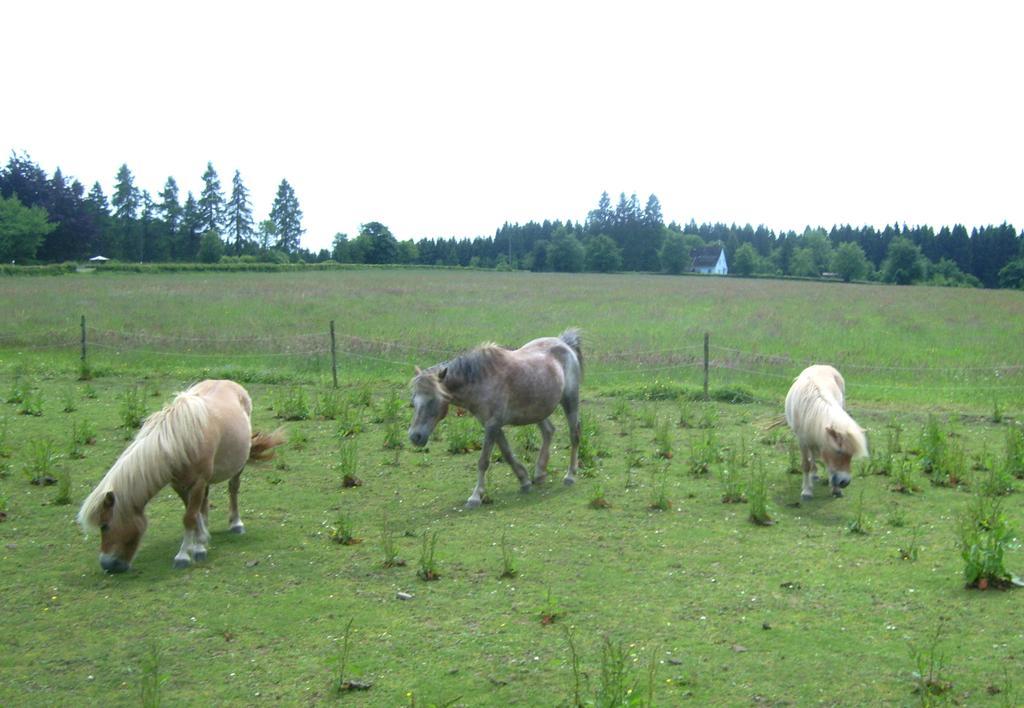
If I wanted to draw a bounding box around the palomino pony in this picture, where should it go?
[77,379,285,573]
[785,364,868,500]
[408,329,583,508]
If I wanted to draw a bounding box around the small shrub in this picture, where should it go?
[577,416,606,473]
[81,384,98,399]
[588,484,611,509]
[890,456,922,494]
[499,532,516,578]
[329,513,360,545]
[1004,425,1024,479]
[0,417,10,458]
[417,530,440,581]
[331,618,370,693]
[6,376,27,405]
[919,415,947,475]
[315,390,343,420]
[677,398,695,428]
[445,415,479,454]
[909,619,953,699]
[976,454,1014,497]
[785,439,801,475]
[54,467,72,506]
[637,406,656,429]
[610,398,631,422]
[379,514,404,568]
[336,439,359,486]
[539,585,561,625]
[350,384,373,408]
[61,387,77,413]
[139,642,168,708]
[653,417,673,459]
[120,386,145,434]
[687,430,718,476]
[696,404,719,430]
[719,465,746,504]
[514,425,538,453]
[929,436,968,488]
[275,387,310,421]
[748,461,773,526]
[847,487,870,535]
[382,417,404,451]
[991,398,1003,424]
[336,402,363,438]
[375,389,402,424]
[957,494,1019,589]
[887,503,907,528]
[18,389,43,417]
[898,525,921,561]
[24,438,59,485]
[648,463,671,511]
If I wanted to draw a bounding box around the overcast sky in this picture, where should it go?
[5,1,1022,252]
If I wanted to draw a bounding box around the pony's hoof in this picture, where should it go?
[831,489,844,498]
[465,498,482,509]
[229,524,246,535]
[193,550,208,562]
[533,474,548,485]
[172,557,191,569]
[520,483,533,494]
[563,476,575,486]
[800,492,813,501]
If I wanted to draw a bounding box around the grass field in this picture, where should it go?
[1,269,1023,705]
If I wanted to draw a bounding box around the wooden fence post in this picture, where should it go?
[703,332,710,400]
[330,320,338,388]
[80,315,87,364]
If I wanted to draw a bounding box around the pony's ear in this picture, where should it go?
[103,491,116,509]
[414,366,422,375]
[438,367,448,381]
[826,425,844,449]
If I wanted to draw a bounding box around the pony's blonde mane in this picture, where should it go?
[77,386,210,531]
[787,370,868,458]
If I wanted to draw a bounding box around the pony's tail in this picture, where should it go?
[559,327,583,375]
[250,427,287,461]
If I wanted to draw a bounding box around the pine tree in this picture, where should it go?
[197,162,225,235]
[224,169,254,255]
[180,192,202,260]
[111,164,140,260]
[269,179,304,253]
[158,177,182,237]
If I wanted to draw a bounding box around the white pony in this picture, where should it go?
[785,365,868,500]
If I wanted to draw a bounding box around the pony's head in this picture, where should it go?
[823,423,869,494]
[408,366,450,447]
[81,490,148,574]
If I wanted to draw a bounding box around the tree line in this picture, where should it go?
[0,153,305,264]
[2,153,1023,289]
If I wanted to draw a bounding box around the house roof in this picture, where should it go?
[88,255,110,262]
[691,246,723,269]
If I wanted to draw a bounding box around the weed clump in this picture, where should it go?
[957,494,1021,590]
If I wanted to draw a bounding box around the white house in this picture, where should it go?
[691,246,728,275]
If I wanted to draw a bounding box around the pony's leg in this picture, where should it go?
[533,418,555,484]
[467,428,498,508]
[174,480,209,568]
[228,472,245,534]
[197,485,211,546]
[492,428,532,493]
[800,447,815,501]
[561,395,581,486]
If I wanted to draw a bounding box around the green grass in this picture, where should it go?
[0,269,1022,704]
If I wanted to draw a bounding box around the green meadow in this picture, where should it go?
[0,269,1022,705]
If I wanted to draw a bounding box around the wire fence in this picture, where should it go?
[0,319,1022,398]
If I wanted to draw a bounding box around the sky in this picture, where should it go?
[4,1,1023,253]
